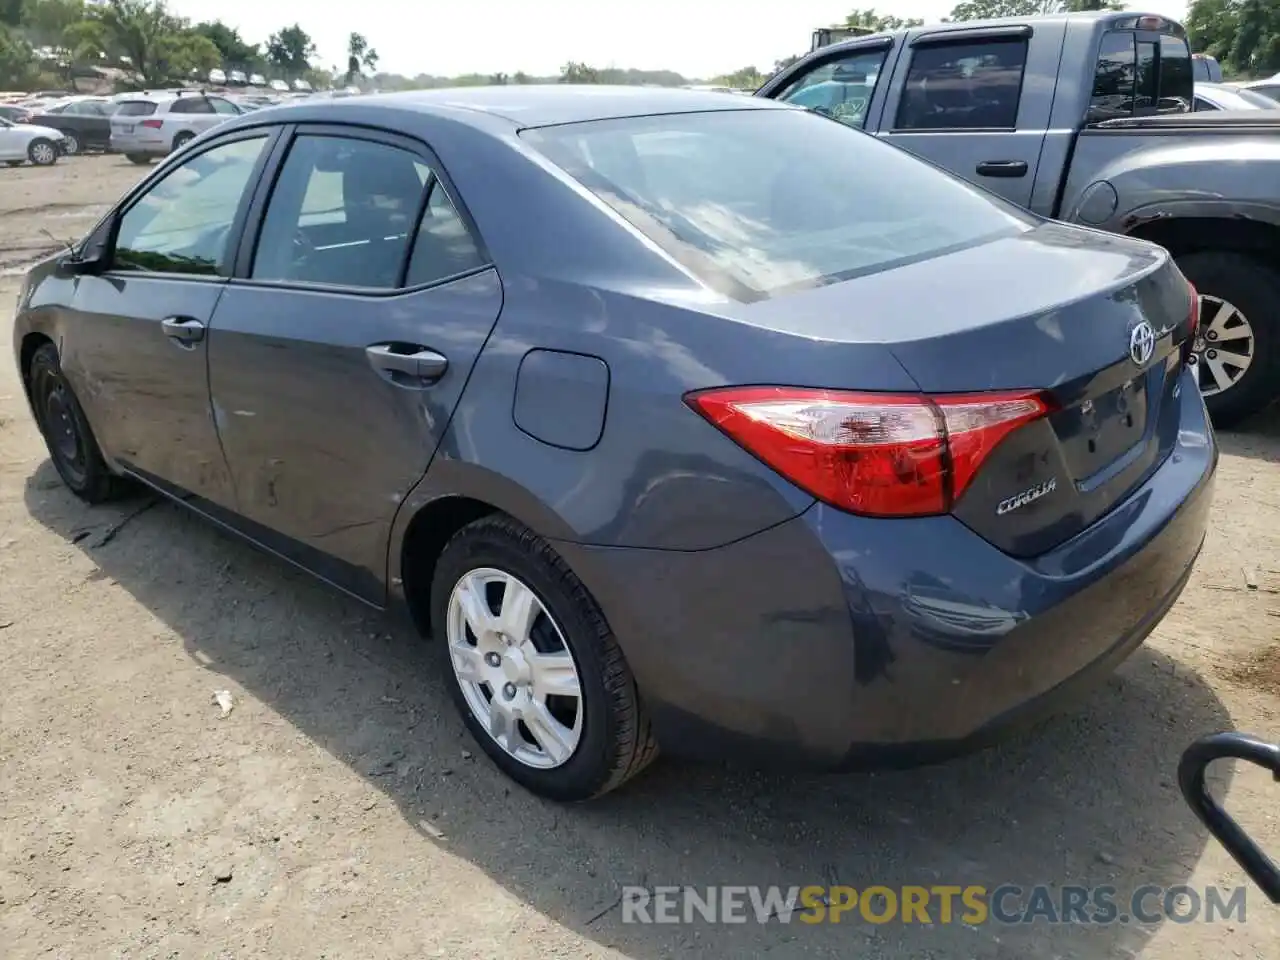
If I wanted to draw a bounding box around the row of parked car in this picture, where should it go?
[0,86,364,167]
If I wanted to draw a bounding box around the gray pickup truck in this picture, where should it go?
[758,10,1280,427]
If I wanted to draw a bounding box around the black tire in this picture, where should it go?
[1177,250,1280,429]
[27,137,57,166]
[429,515,658,801]
[171,132,194,153]
[59,131,80,155]
[28,343,128,504]
[125,153,152,165]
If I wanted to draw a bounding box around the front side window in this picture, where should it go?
[1193,96,1218,112]
[209,97,241,116]
[252,135,431,289]
[114,135,267,275]
[522,109,1033,300]
[895,39,1027,131]
[775,48,889,129]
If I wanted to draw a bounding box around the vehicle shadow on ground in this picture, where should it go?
[24,461,1235,959]
[1217,404,1280,463]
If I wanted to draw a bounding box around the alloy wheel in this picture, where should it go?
[1192,295,1254,397]
[446,567,584,770]
[62,134,80,155]
[30,142,55,165]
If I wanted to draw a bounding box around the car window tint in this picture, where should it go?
[1088,32,1137,123]
[173,97,212,115]
[522,109,1033,300]
[1158,36,1192,112]
[776,47,889,129]
[895,39,1027,130]
[209,97,240,116]
[115,101,157,117]
[405,181,486,286]
[114,136,267,276]
[252,135,428,289]
[1134,40,1157,112]
[1193,96,1218,112]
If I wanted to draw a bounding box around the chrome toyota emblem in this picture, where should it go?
[1129,320,1156,367]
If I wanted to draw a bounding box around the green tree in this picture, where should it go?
[21,0,86,45]
[345,31,377,83]
[844,8,923,31]
[0,0,24,28]
[559,61,600,83]
[266,23,314,75]
[61,16,107,61]
[512,70,531,84]
[156,29,219,77]
[90,0,186,82]
[192,20,259,66]
[0,22,37,86]
[1186,0,1280,76]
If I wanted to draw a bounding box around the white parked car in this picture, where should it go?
[108,92,244,164]
[0,116,66,166]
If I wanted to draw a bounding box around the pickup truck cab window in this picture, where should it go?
[1089,31,1192,123]
[775,47,889,129]
[895,38,1027,131]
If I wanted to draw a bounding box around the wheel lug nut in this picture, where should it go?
[484,652,501,667]
[502,682,516,700]
[1207,349,1218,359]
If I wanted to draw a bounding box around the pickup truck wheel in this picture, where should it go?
[1176,251,1280,429]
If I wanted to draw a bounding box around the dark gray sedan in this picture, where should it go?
[12,87,1216,800]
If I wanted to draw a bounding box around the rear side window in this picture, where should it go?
[253,135,431,289]
[894,39,1027,131]
[405,182,486,286]
[172,97,212,115]
[115,101,157,117]
[775,47,890,129]
[521,109,1033,300]
[1088,31,1192,123]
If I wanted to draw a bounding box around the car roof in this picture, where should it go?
[258,84,788,129]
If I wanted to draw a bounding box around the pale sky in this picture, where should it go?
[165,0,1191,80]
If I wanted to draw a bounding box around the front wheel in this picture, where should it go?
[27,138,57,166]
[28,343,128,503]
[429,515,658,801]
[125,153,152,165]
[1177,251,1280,429]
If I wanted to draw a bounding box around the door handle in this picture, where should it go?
[975,160,1029,178]
[365,344,449,386]
[161,315,205,345]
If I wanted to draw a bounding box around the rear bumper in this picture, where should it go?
[558,369,1217,767]
[109,133,165,156]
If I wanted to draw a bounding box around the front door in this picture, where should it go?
[207,127,500,601]
[0,119,24,161]
[877,30,1051,208]
[64,131,276,507]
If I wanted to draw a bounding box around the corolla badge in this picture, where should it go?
[1129,320,1156,366]
[996,477,1057,516]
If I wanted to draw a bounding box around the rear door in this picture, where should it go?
[206,124,500,602]
[877,24,1059,208]
[63,129,279,507]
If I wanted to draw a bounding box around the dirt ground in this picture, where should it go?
[2,155,1280,959]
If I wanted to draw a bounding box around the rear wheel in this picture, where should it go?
[429,515,658,801]
[125,153,152,165]
[28,343,127,503]
[1176,250,1280,428]
[60,131,80,155]
[171,132,194,153]
[27,138,57,166]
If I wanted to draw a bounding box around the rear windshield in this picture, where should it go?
[115,101,157,117]
[520,108,1033,300]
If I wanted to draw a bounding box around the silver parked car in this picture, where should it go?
[108,92,244,164]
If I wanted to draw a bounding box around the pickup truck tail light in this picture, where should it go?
[685,386,1053,518]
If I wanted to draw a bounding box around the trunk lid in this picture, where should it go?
[734,222,1197,557]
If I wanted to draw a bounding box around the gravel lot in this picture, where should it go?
[2,155,1279,959]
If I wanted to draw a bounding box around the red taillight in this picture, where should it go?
[686,386,1052,518]
[140,118,163,129]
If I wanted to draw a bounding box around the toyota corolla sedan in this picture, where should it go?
[12,87,1216,801]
